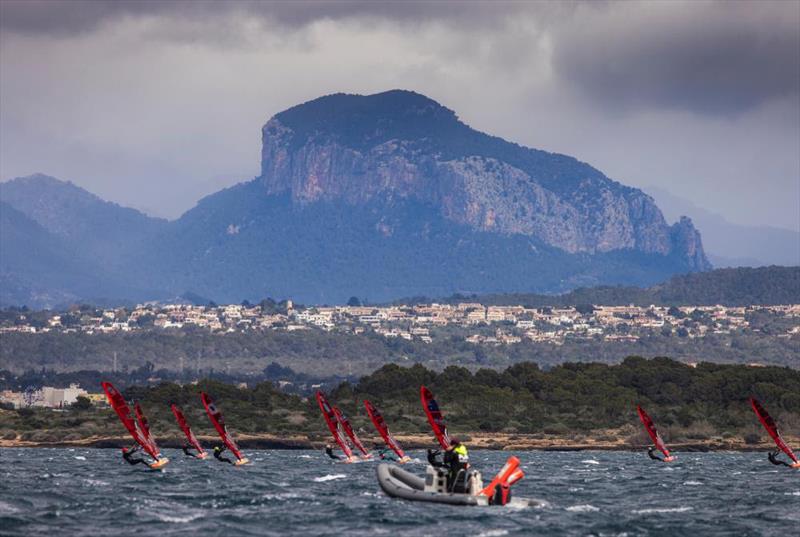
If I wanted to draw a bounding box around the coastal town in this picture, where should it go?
[2,301,798,346]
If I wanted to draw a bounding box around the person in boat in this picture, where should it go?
[213,445,234,464]
[325,444,342,460]
[182,443,202,459]
[767,451,792,467]
[428,438,470,491]
[122,445,148,466]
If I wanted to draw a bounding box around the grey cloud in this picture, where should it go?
[551,1,800,116]
[0,0,526,36]
[7,0,792,118]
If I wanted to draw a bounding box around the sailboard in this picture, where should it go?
[364,399,409,462]
[333,405,370,457]
[200,392,249,465]
[750,397,799,465]
[637,405,674,461]
[170,404,207,459]
[101,381,167,468]
[420,386,451,449]
[316,391,354,461]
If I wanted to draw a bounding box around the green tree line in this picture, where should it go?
[2,357,798,445]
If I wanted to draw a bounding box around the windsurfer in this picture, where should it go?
[182,443,202,459]
[373,443,397,462]
[122,445,148,466]
[647,446,664,461]
[325,444,342,460]
[768,451,792,467]
[213,445,234,464]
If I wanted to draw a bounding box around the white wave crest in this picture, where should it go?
[478,530,509,537]
[0,501,20,514]
[633,507,693,514]
[153,512,205,524]
[566,504,600,512]
[313,474,347,482]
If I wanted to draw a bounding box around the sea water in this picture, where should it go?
[0,449,797,536]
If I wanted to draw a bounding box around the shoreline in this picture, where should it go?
[2,432,795,452]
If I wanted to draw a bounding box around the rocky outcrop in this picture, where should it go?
[259,90,710,269]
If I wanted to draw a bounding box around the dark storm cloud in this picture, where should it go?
[2,1,796,117]
[552,2,800,116]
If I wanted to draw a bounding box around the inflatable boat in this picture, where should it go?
[377,455,528,506]
[377,463,489,505]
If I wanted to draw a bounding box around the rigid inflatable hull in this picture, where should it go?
[376,463,486,506]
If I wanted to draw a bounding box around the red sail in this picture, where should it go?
[333,406,369,456]
[101,381,159,460]
[364,399,406,459]
[316,391,353,459]
[170,404,205,455]
[637,405,671,458]
[134,402,161,458]
[750,398,798,463]
[200,392,243,461]
[420,386,451,449]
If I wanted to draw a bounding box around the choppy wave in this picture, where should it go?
[0,449,797,536]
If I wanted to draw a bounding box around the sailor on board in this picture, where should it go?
[122,445,148,466]
[647,446,664,461]
[373,443,396,462]
[213,445,234,464]
[768,451,792,467]
[182,443,202,459]
[325,444,342,460]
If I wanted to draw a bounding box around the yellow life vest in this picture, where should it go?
[454,444,469,462]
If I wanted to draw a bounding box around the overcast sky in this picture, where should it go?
[1,0,798,230]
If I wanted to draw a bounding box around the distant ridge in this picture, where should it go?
[396,266,800,307]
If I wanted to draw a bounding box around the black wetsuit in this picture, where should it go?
[647,447,664,461]
[427,449,444,467]
[325,446,342,460]
[182,444,201,459]
[123,446,147,466]
[443,448,468,491]
[374,446,396,462]
[768,452,791,467]
[213,445,234,464]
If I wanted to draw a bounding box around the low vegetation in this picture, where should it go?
[1,357,798,447]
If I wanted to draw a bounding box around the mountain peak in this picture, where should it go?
[0,173,164,241]
[259,89,709,269]
[270,89,461,154]
[4,173,103,203]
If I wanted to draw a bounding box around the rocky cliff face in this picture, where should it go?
[259,90,710,269]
